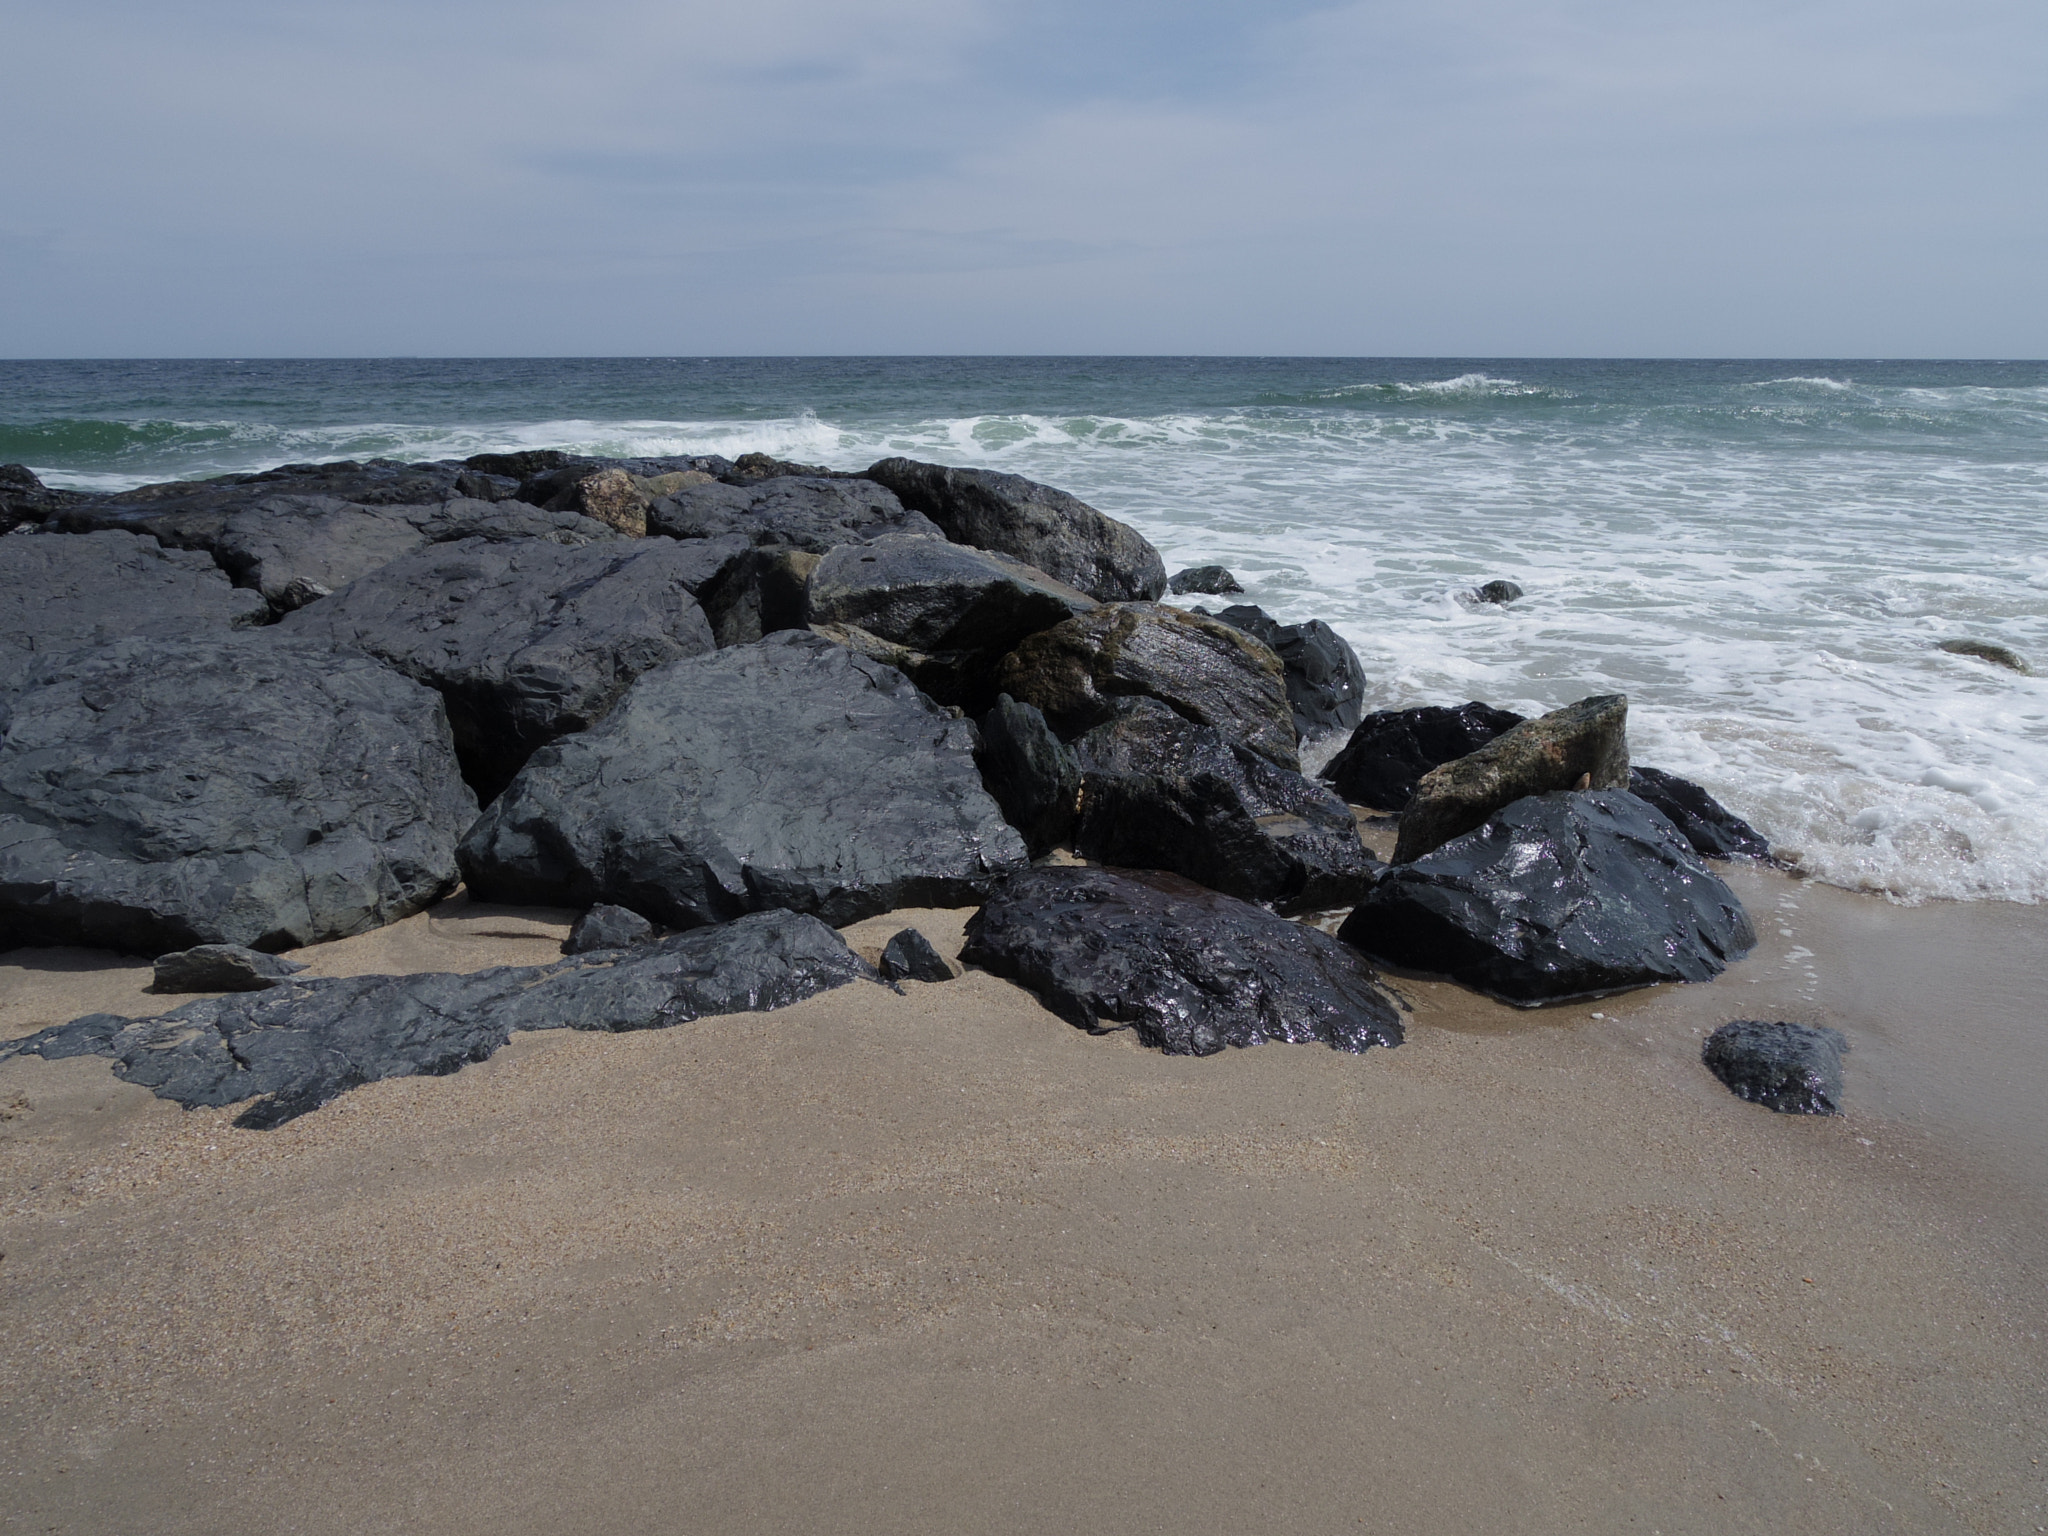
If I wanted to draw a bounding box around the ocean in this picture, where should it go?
[4,356,2044,904]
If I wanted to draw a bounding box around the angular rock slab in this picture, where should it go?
[3,910,879,1128]
[807,533,1096,660]
[864,458,1167,603]
[1628,766,1770,860]
[0,636,477,954]
[458,632,1030,929]
[997,602,1299,770]
[280,534,726,797]
[1702,1020,1847,1115]
[1072,700,1379,911]
[153,944,308,994]
[1393,694,1630,864]
[1208,605,1369,740]
[1321,702,1526,813]
[1,530,269,664]
[647,476,940,551]
[961,866,1404,1057]
[1341,789,1756,1006]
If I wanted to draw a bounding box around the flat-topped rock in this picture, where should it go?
[863,458,1167,603]
[4,909,879,1127]
[458,632,1029,929]
[961,866,1404,1057]
[647,476,939,551]
[0,635,476,954]
[0,530,269,665]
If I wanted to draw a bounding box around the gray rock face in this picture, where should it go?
[1627,766,1771,860]
[646,476,940,551]
[3,910,879,1128]
[1319,702,1527,812]
[0,636,477,955]
[863,458,1167,603]
[960,866,1404,1057]
[1169,565,1243,596]
[44,459,478,548]
[1393,694,1630,864]
[807,533,1096,661]
[458,632,1030,929]
[699,548,821,647]
[565,903,658,954]
[997,602,1300,771]
[1340,789,1756,1005]
[974,695,1081,856]
[1,531,269,664]
[1702,1020,1847,1115]
[153,944,308,994]
[880,928,954,983]
[279,535,726,798]
[1072,700,1380,912]
[1208,605,1368,740]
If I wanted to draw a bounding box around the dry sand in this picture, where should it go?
[3,871,2045,1534]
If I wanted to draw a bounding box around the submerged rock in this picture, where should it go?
[1341,789,1756,1005]
[646,475,938,552]
[879,928,954,983]
[1627,766,1770,860]
[997,602,1299,770]
[974,694,1081,856]
[458,632,1029,929]
[153,944,309,994]
[1392,694,1630,864]
[1320,702,1527,812]
[1468,580,1524,605]
[960,866,1403,1057]
[0,636,476,955]
[1702,1020,1847,1115]
[1937,638,2031,675]
[864,458,1167,603]
[1169,565,1244,595]
[565,903,658,954]
[1208,604,1368,740]
[1,530,270,663]
[3,910,879,1128]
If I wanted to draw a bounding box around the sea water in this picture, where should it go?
[5,357,2044,903]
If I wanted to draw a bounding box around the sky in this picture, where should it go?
[3,0,2044,357]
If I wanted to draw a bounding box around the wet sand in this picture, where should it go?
[3,870,2045,1534]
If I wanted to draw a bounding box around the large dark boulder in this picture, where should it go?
[646,476,940,551]
[1208,605,1368,740]
[1392,694,1630,863]
[863,458,1167,603]
[1628,766,1770,860]
[1320,702,1526,812]
[278,535,729,798]
[996,602,1299,770]
[1340,789,1756,1005]
[1702,1020,1847,1115]
[0,636,477,955]
[1,530,269,665]
[1071,700,1379,911]
[2,910,879,1128]
[960,866,1404,1057]
[974,694,1081,856]
[458,632,1029,929]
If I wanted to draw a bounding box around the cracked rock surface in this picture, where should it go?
[1,531,269,663]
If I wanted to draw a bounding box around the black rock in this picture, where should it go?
[565,903,658,954]
[1169,565,1244,596]
[1,530,270,664]
[807,532,1096,662]
[722,452,851,484]
[646,476,940,552]
[1209,605,1368,740]
[153,944,310,993]
[880,928,954,983]
[458,632,1029,929]
[974,694,1081,856]
[997,602,1300,770]
[863,458,1167,603]
[0,635,477,955]
[1340,789,1756,1005]
[1072,700,1380,911]
[0,464,83,533]
[2,910,879,1128]
[1470,580,1524,605]
[278,535,727,798]
[698,547,822,647]
[960,866,1403,1057]
[1628,766,1771,860]
[1702,1020,1847,1115]
[1320,702,1527,812]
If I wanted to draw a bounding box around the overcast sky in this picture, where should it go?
[4,0,2044,356]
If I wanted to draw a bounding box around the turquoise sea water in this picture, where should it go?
[4,357,2045,903]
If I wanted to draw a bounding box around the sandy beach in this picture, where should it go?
[3,868,2044,1535]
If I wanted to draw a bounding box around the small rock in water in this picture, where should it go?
[1937,638,2031,675]
[565,903,657,954]
[1468,580,1524,605]
[879,928,954,983]
[1169,565,1244,596]
[153,945,309,994]
[1702,1020,1848,1115]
